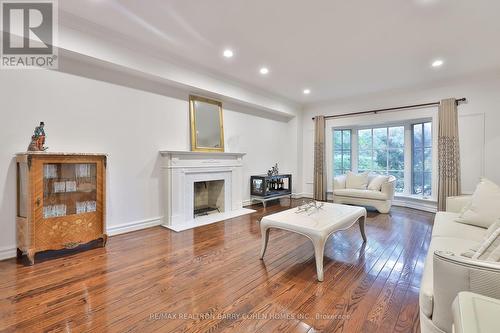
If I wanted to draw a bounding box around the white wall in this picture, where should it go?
[302,72,500,197]
[0,69,300,258]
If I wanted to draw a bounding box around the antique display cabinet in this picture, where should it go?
[250,174,292,207]
[16,152,107,264]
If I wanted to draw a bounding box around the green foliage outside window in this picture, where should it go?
[358,127,405,192]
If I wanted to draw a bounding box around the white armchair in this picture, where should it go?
[431,252,500,332]
[333,174,396,213]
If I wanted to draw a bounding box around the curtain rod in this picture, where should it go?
[312,97,467,120]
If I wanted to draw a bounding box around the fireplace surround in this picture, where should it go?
[159,151,254,232]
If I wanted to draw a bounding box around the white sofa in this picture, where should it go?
[420,196,500,333]
[333,174,396,213]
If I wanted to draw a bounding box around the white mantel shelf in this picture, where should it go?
[159,151,246,157]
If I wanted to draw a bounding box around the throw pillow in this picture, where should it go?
[475,225,500,261]
[368,175,389,191]
[461,220,500,259]
[456,178,500,228]
[485,220,500,238]
[333,174,346,189]
[345,172,369,190]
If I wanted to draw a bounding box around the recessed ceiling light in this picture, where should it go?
[303,89,311,95]
[223,49,233,58]
[416,0,438,5]
[259,67,269,75]
[432,59,444,68]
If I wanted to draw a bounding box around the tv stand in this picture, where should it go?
[250,174,292,207]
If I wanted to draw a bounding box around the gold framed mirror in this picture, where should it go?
[189,95,225,152]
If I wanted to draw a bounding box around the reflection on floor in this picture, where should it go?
[0,199,433,332]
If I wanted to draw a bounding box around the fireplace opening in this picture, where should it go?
[193,180,225,218]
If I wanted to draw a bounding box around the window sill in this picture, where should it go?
[395,194,436,203]
[393,194,437,213]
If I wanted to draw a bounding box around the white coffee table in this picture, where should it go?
[259,202,367,282]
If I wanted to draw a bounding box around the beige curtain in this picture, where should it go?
[313,115,327,201]
[438,98,461,211]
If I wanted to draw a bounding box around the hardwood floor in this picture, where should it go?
[0,200,434,333]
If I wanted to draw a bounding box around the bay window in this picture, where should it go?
[332,121,433,198]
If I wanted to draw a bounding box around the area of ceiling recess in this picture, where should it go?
[59,0,500,104]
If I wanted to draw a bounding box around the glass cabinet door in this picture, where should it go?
[43,163,97,219]
[251,178,264,195]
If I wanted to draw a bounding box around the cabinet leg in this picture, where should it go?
[26,249,35,265]
[100,234,108,247]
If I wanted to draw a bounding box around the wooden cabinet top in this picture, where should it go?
[16,152,107,157]
[251,174,292,178]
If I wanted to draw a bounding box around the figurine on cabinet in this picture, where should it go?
[27,121,48,151]
[267,162,279,176]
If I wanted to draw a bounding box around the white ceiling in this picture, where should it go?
[60,0,500,104]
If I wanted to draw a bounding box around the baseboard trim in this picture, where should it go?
[106,216,164,236]
[295,192,436,213]
[0,216,163,261]
[0,246,17,261]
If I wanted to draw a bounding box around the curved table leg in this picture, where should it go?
[260,227,270,259]
[312,237,327,282]
[359,214,367,242]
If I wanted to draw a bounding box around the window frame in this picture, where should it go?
[411,122,433,198]
[333,129,352,176]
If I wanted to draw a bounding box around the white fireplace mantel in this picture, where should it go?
[159,150,254,232]
[160,150,246,158]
